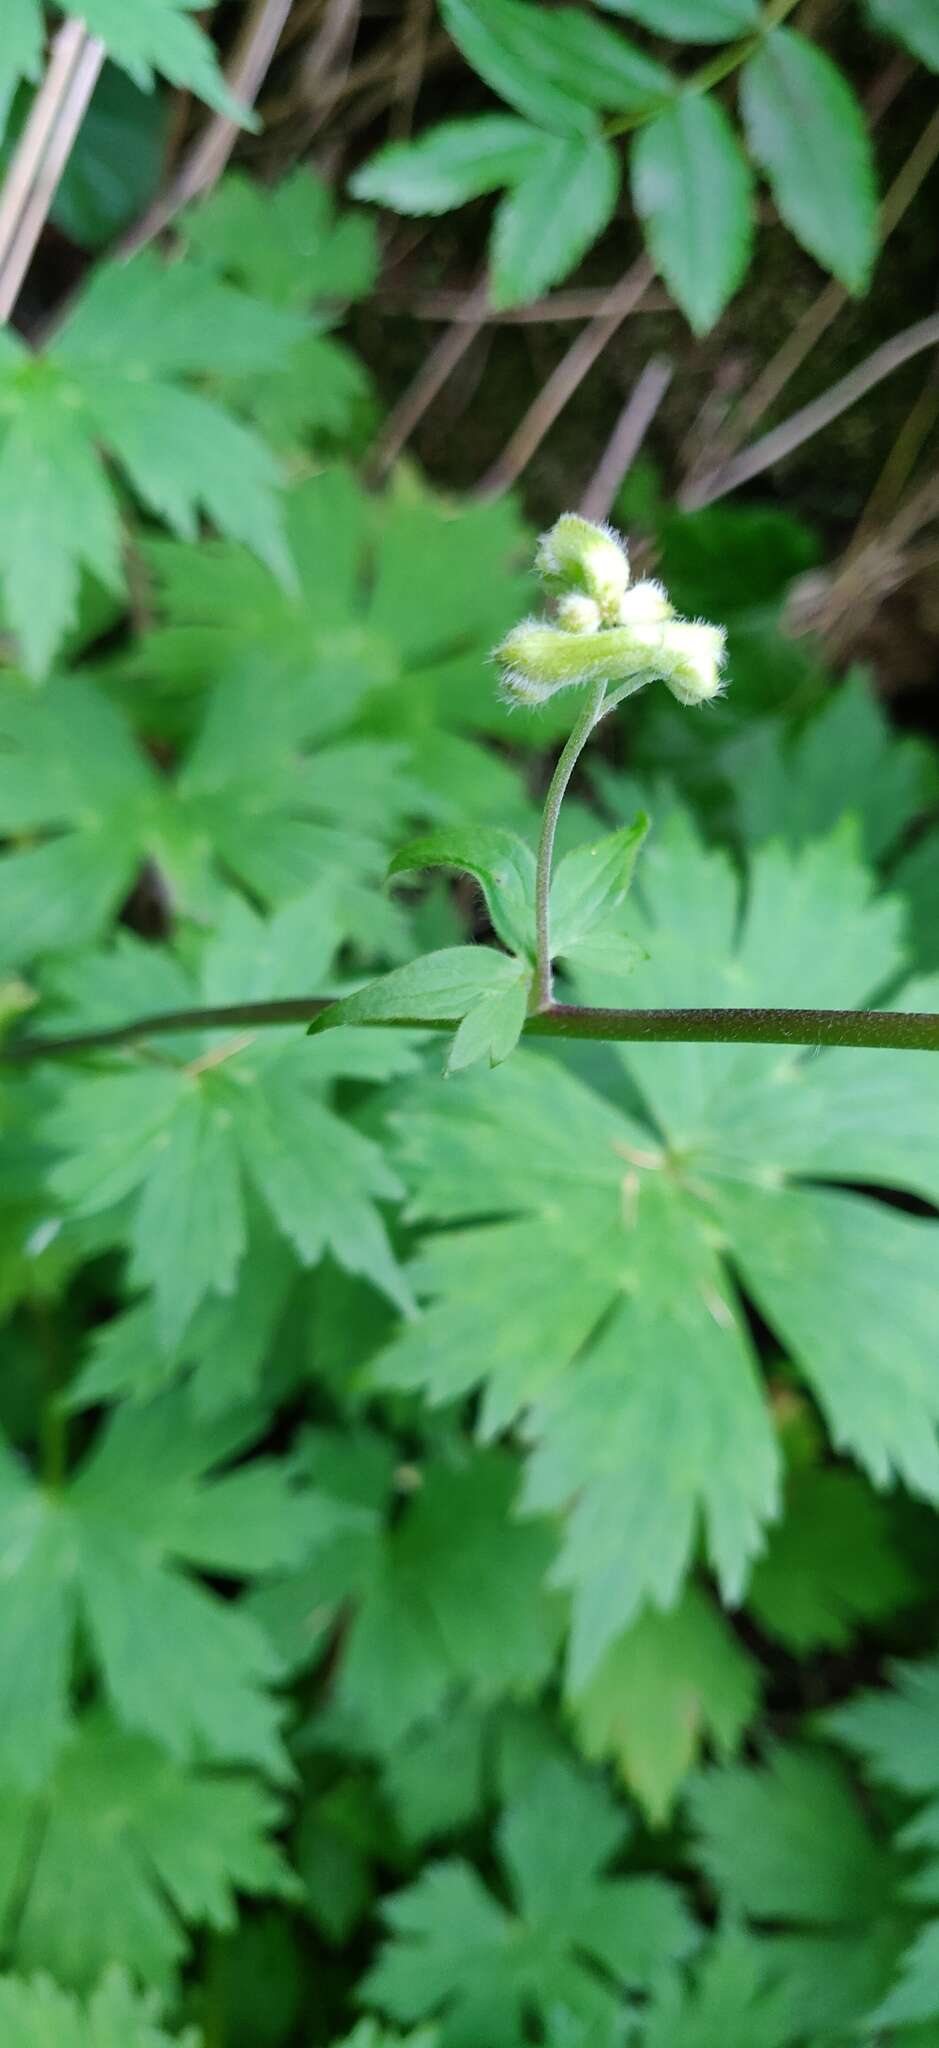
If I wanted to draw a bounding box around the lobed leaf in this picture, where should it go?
[739,29,877,292]
[632,94,754,332]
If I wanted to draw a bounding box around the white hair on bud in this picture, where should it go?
[660,619,727,706]
[617,579,673,625]
[556,593,602,634]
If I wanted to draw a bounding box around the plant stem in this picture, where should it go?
[605,0,802,138]
[534,679,607,1009]
[8,1001,939,1059]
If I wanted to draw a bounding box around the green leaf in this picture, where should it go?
[825,1652,939,1804]
[731,669,931,862]
[58,252,304,378]
[363,1756,696,2040]
[550,813,648,957]
[77,0,251,122]
[524,1170,777,1686]
[265,1442,562,1750]
[48,65,169,249]
[490,132,620,308]
[375,1054,779,1680]
[334,2029,439,2048]
[350,116,548,214]
[440,0,672,133]
[311,946,529,1033]
[174,168,379,453]
[631,94,753,333]
[0,1716,295,1991]
[594,0,759,38]
[382,1703,487,1846]
[0,368,124,676]
[747,1467,915,1653]
[68,1218,296,1417]
[343,1453,563,1748]
[143,468,532,755]
[898,831,939,974]
[826,1657,939,2030]
[719,1182,939,1499]
[446,980,528,1072]
[638,1930,793,2048]
[1,0,246,129]
[688,1745,896,1924]
[571,1585,759,1824]
[0,250,301,673]
[0,660,410,967]
[865,1925,939,2032]
[0,65,169,250]
[0,1,43,135]
[43,908,416,1344]
[390,828,536,957]
[0,1967,198,2047]
[866,0,939,70]
[739,29,877,291]
[0,1388,324,1779]
[184,166,378,307]
[375,818,935,1682]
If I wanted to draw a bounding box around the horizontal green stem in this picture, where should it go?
[7,998,939,1060]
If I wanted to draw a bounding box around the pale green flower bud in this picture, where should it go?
[659,620,726,705]
[617,579,674,626]
[495,619,659,707]
[556,592,601,634]
[535,514,630,623]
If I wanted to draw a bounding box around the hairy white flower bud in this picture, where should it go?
[555,592,601,634]
[493,514,727,715]
[617,580,674,627]
[659,621,726,706]
[535,514,630,623]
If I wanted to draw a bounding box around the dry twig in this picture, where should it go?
[473,258,654,502]
[374,280,671,323]
[681,99,939,505]
[579,356,673,525]
[685,313,939,509]
[120,0,295,256]
[0,20,105,322]
[365,277,489,481]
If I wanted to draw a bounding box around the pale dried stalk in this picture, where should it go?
[579,356,673,526]
[120,0,295,255]
[682,102,939,507]
[365,277,489,481]
[686,313,939,509]
[375,281,671,323]
[473,258,653,502]
[0,18,87,267]
[0,24,104,323]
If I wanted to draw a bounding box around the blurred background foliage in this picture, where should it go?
[0,4,938,2045]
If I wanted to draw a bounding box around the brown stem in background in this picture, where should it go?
[0,20,85,269]
[119,0,294,256]
[389,0,434,140]
[579,356,673,525]
[681,102,939,506]
[373,281,672,323]
[684,314,939,509]
[472,259,654,502]
[0,21,105,323]
[364,276,489,482]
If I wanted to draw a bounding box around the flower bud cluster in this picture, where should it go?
[496,515,725,711]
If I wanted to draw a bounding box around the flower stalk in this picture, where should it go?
[496,513,725,1006]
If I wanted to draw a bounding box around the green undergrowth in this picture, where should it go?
[1,138,939,2048]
